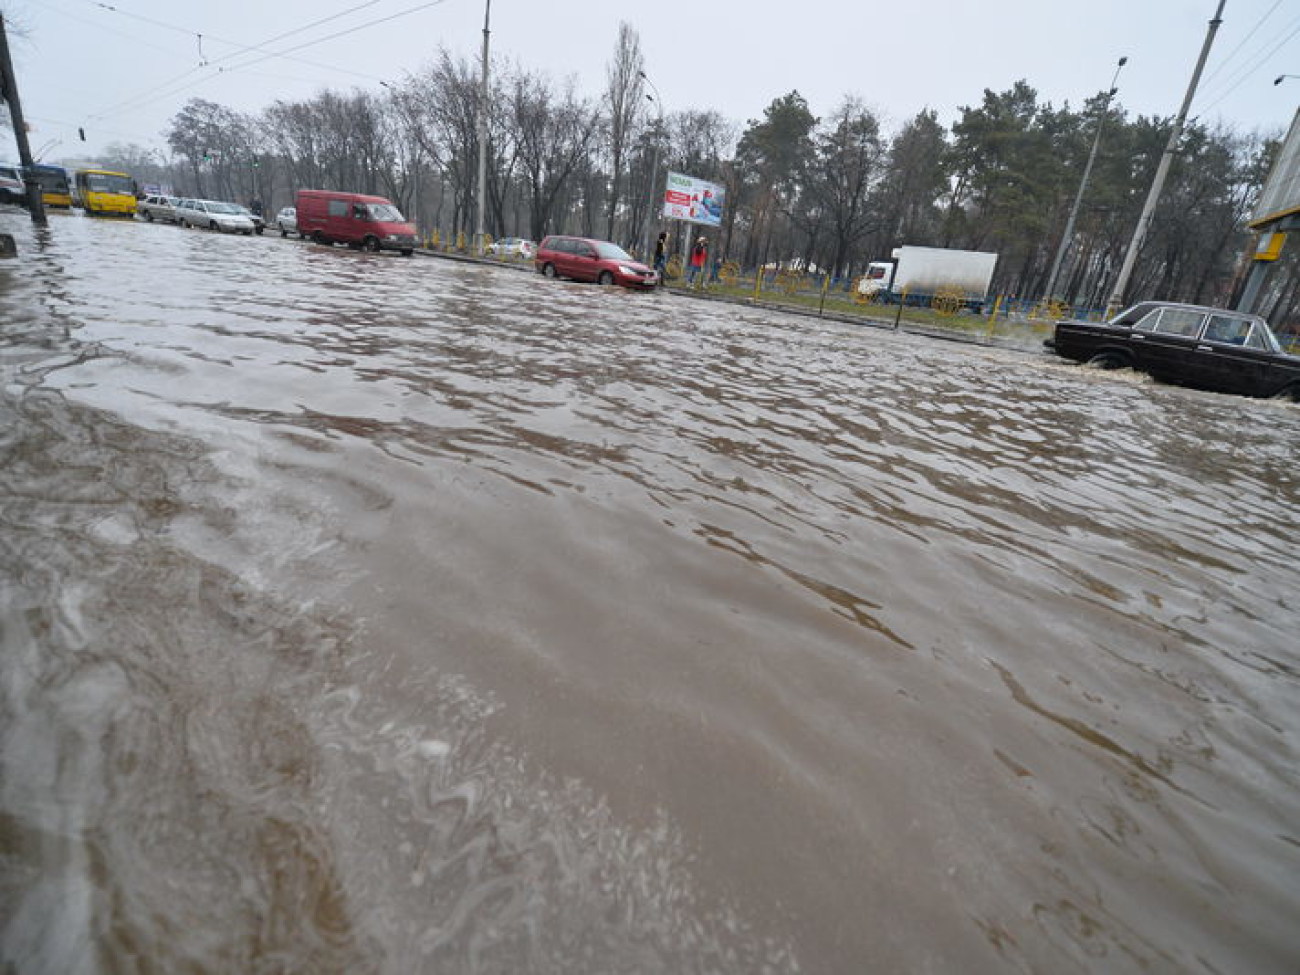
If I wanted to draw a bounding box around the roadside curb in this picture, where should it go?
[413,248,1045,354]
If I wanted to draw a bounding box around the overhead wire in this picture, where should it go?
[40,1,195,61]
[1199,0,1283,86]
[97,0,449,119]
[1194,13,1300,118]
[79,0,409,121]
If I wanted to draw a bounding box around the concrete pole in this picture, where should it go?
[1042,58,1126,303]
[0,13,47,225]
[1105,0,1225,316]
[639,71,664,260]
[474,0,491,256]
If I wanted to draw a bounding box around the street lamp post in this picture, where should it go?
[639,70,663,262]
[1042,57,1127,305]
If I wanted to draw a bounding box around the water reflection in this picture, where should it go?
[2,211,1299,973]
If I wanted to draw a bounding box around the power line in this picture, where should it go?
[1200,0,1283,85]
[215,0,449,76]
[1195,15,1300,116]
[94,0,449,121]
[41,1,194,61]
[81,0,398,119]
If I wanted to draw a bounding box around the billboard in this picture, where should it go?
[1250,107,1300,229]
[662,171,724,227]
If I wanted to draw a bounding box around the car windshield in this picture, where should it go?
[593,241,633,261]
[367,204,405,222]
[86,173,135,195]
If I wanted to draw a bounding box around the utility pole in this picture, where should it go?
[1042,57,1126,304]
[1105,0,1225,315]
[474,0,491,257]
[639,71,664,262]
[0,13,48,225]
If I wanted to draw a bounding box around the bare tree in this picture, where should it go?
[511,71,600,241]
[602,22,644,242]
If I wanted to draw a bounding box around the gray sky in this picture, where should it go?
[4,0,1299,164]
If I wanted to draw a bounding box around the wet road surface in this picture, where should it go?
[2,211,1299,973]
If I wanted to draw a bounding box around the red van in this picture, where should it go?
[295,190,418,256]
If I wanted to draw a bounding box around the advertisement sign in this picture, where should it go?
[662,171,724,227]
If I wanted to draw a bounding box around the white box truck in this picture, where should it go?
[857,246,998,311]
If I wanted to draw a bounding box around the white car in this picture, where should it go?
[274,206,298,237]
[175,199,256,234]
[0,164,26,205]
[487,236,535,259]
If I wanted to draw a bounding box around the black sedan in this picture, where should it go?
[1048,301,1300,401]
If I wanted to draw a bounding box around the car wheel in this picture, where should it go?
[312,231,328,245]
[143,210,154,222]
[280,226,288,237]
[1270,384,1300,403]
[254,226,263,235]
[209,221,219,231]
[363,236,381,253]
[400,249,413,257]
[1086,351,1130,370]
[542,263,558,278]
[598,270,614,286]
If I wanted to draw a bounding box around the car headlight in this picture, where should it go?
[618,265,639,276]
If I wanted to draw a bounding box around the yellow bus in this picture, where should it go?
[31,164,73,208]
[74,168,137,217]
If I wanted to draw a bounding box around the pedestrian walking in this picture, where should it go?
[688,236,708,287]
[653,231,668,285]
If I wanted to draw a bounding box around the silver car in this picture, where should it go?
[175,199,256,234]
[274,206,298,237]
[0,164,25,205]
[487,236,535,259]
[137,194,180,223]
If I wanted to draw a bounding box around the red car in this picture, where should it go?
[534,235,658,289]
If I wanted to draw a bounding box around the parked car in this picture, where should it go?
[488,236,535,259]
[534,235,658,290]
[174,199,257,234]
[0,164,26,205]
[233,204,265,234]
[1048,301,1300,401]
[137,194,180,223]
[295,190,417,255]
[274,206,298,237]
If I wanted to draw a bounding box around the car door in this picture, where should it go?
[552,237,580,278]
[1128,306,1206,382]
[571,241,600,281]
[1183,314,1273,395]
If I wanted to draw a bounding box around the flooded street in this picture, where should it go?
[2,211,1299,974]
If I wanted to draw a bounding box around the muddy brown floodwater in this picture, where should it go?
[2,211,1299,974]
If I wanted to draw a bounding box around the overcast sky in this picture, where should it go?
[3,0,1298,164]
